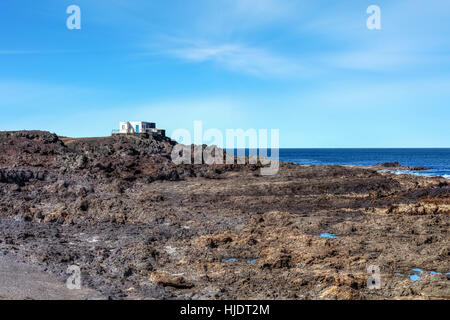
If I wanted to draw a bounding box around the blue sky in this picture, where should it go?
[0,0,449,147]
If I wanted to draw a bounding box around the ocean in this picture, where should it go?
[233,148,450,179]
[277,148,450,179]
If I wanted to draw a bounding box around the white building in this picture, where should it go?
[119,121,156,134]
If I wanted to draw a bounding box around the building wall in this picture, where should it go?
[120,121,137,134]
[119,122,156,134]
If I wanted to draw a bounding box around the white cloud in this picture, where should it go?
[0,49,80,55]
[161,39,308,77]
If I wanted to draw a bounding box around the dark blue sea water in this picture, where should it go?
[277,148,450,179]
[236,148,450,179]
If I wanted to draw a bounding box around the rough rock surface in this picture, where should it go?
[0,131,448,300]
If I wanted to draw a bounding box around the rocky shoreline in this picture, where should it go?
[372,161,429,171]
[0,131,449,300]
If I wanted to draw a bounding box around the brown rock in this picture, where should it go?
[149,271,194,289]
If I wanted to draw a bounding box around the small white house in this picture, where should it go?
[119,121,156,134]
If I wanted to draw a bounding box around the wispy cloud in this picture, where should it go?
[301,1,450,71]
[154,38,309,78]
[145,0,450,77]
[0,50,42,55]
[0,49,80,55]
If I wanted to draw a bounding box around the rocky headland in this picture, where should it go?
[0,131,448,300]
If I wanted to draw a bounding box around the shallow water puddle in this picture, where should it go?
[409,274,420,281]
[408,268,423,281]
[319,233,337,239]
[398,268,450,281]
[247,259,257,264]
[222,258,237,262]
[394,269,449,280]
